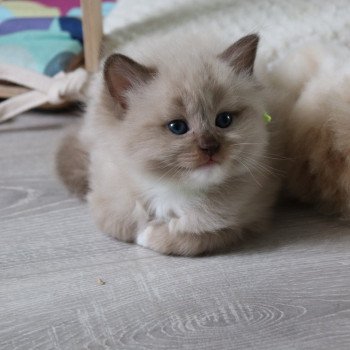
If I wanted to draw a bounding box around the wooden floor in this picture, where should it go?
[1,112,350,350]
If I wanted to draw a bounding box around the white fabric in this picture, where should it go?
[104,0,350,64]
[0,65,88,123]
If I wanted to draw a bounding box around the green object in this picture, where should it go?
[263,112,272,124]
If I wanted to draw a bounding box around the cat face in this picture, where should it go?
[104,34,268,188]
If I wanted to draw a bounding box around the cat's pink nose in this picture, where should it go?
[199,138,221,156]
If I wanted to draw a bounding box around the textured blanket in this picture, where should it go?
[104,0,350,65]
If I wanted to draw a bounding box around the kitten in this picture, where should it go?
[261,43,350,217]
[56,34,280,255]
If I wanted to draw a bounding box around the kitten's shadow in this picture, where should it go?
[215,199,350,257]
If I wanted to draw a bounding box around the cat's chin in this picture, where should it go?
[186,163,229,188]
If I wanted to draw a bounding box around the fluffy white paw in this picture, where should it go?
[136,226,153,248]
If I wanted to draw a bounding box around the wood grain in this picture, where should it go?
[0,113,350,350]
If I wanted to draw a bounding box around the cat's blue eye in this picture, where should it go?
[215,112,233,128]
[167,120,189,135]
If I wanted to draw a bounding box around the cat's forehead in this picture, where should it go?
[172,82,225,117]
[132,48,260,123]
[161,61,248,116]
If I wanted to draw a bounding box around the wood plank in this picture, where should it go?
[0,113,350,350]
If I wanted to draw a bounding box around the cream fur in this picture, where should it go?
[260,43,350,217]
[59,34,281,255]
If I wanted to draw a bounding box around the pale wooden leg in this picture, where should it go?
[81,0,103,73]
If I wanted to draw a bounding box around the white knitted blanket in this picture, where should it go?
[104,0,350,63]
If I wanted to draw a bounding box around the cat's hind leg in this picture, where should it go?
[56,127,89,199]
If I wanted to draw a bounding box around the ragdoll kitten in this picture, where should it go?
[261,43,350,217]
[56,34,280,255]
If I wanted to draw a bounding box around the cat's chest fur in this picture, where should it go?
[141,180,205,221]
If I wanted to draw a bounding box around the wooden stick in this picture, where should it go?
[81,0,103,73]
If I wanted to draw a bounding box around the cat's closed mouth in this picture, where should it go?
[198,158,218,168]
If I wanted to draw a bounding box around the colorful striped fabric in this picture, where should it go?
[0,1,115,76]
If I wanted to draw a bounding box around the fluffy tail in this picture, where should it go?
[56,127,89,199]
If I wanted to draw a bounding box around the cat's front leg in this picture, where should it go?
[136,220,240,256]
[88,192,149,243]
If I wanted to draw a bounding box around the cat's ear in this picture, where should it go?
[219,34,259,75]
[103,54,156,109]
